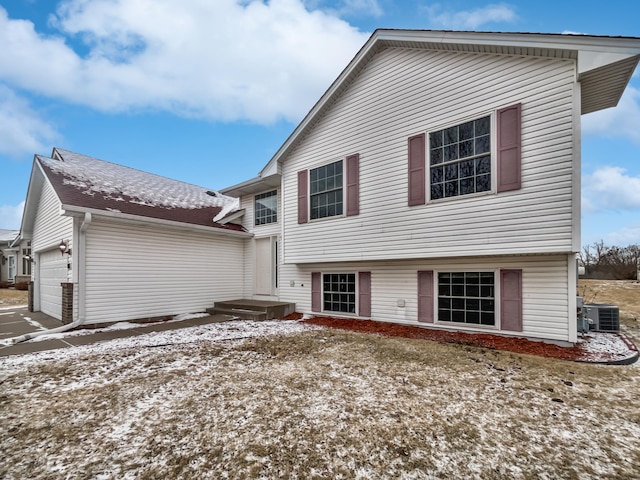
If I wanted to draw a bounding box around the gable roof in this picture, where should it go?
[0,229,19,244]
[32,148,245,233]
[255,29,640,180]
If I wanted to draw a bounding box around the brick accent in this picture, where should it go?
[28,281,34,312]
[61,282,74,325]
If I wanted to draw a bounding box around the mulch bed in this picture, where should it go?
[283,313,634,363]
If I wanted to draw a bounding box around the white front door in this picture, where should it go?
[254,237,277,296]
[7,255,16,282]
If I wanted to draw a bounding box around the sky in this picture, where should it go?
[0,0,638,247]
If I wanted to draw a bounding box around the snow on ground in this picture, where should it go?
[1,319,316,368]
[1,323,639,479]
[578,332,638,362]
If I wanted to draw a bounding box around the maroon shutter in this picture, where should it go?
[501,269,523,331]
[346,153,360,216]
[311,272,321,312]
[497,103,522,192]
[297,169,308,224]
[408,134,426,206]
[417,270,434,323]
[358,271,371,317]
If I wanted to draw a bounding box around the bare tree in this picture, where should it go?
[580,241,640,280]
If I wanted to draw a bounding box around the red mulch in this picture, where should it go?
[299,316,588,361]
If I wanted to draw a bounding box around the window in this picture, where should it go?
[429,116,491,200]
[310,160,343,220]
[323,273,355,313]
[438,272,495,326]
[22,242,31,276]
[255,190,277,225]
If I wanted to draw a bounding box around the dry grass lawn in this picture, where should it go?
[1,280,639,479]
[0,288,28,307]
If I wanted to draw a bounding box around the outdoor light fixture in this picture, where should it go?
[59,239,71,257]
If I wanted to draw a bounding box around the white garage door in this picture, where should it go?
[39,248,69,320]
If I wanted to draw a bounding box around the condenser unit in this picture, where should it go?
[584,303,620,332]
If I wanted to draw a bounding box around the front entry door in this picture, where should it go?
[255,237,277,296]
[7,255,16,282]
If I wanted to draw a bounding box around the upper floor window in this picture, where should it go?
[310,160,343,220]
[255,190,277,226]
[408,104,521,207]
[429,115,491,200]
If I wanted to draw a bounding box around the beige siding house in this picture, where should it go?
[223,29,640,344]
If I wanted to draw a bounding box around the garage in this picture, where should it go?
[38,248,69,320]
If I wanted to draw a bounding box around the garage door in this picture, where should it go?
[39,248,69,320]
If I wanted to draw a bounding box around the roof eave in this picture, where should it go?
[221,173,281,197]
[60,204,252,238]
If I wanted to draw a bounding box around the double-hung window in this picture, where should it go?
[408,103,521,206]
[429,116,491,200]
[310,160,343,220]
[255,190,277,225]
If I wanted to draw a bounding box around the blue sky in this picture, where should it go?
[1,0,638,247]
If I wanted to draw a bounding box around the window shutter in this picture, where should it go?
[297,169,308,224]
[417,270,434,323]
[501,269,523,331]
[408,134,426,206]
[358,271,371,317]
[497,103,522,192]
[311,272,321,312]
[346,153,360,216]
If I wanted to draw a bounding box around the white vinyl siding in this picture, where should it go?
[279,254,572,342]
[32,180,73,254]
[281,48,577,264]
[240,191,281,299]
[83,219,244,324]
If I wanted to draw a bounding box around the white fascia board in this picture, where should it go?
[381,30,640,54]
[578,51,639,75]
[221,173,281,197]
[59,205,253,239]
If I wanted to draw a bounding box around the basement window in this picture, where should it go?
[437,272,495,325]
[323,273,355,313]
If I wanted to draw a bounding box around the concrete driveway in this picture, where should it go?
[0,306,233,357]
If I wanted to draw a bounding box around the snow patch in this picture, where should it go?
[40,150,239,213]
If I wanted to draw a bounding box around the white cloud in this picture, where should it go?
[0,201,25,230]
[0,1,369,124]
[423,3,517,30]
[582,166,640,213]
[0,85,60,158]
[583,86,640,145]
[604,223,640,246]
[337,0,383,17]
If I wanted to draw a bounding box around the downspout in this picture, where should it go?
[8,212,92,344]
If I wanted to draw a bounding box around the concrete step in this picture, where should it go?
[210,299,295,321]
[206,307,267,321]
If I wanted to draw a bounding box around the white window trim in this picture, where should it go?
[433,269,501,330]
[254,189,279,227]
[321,271,359,316]
[308,159,346,223]
[426,111,498,204]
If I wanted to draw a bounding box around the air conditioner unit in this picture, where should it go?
[584,304,620,332]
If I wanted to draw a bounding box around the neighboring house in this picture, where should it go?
[0,229,20,284]
[223,29,640,344]
[19,148,249,323]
